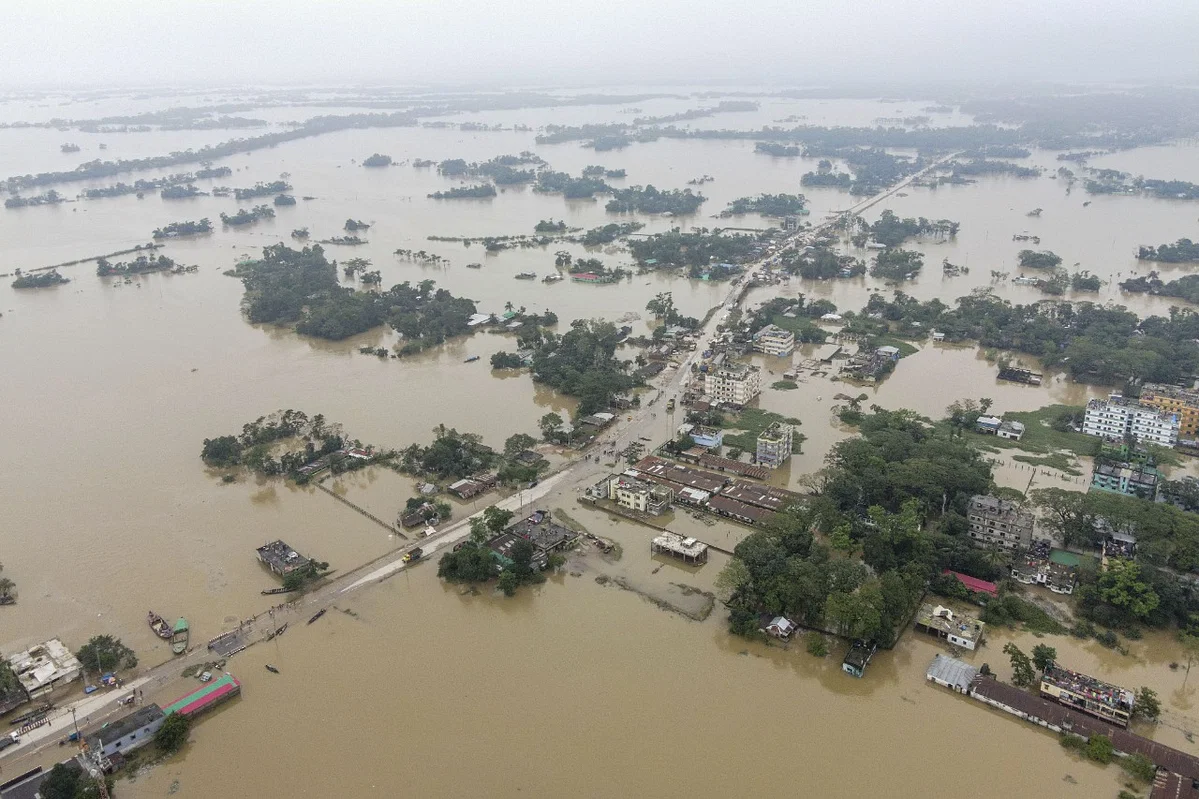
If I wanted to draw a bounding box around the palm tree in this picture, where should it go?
[504,301,514,312]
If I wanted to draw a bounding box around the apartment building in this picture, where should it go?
[1082,394,1179,448]
[755,421,793,468]
[967,494,1034,552]
[704,362,762,407]
[1139,383,1199,440]
[751,323,796,357]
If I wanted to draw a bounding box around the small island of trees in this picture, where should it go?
[1018,249,1063,269]
[723,193,806,217]
[428,184,497,199]
[11,269,70,289]
[801,159,852,188]
[754,142,801,157]
[274,194,297,206]
[160,184,204,199]
[152,218,212,239]
[233,180,291,201]
[362,153,393,167]
[220,205,275,226]
[1137,239,1199,263]
[854,210,959,248]
[535,219,567,233]
[5,190,66,208]
[97,254,179,276]
[629,230,760,274]
[605,185,704,215]
[870,248,924,281]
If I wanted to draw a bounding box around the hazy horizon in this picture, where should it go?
[3,0,1198,91]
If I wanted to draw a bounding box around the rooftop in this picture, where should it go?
[1042,664,1135,712]
[916,604,985,644]
[7,639,81,694]
[926,654,979,692]
[968,494,1032,522]
[651,532,709,559]
[256,539,309,574]
[942,570,999,597]
[707,494,774,522]
[506,510,580,552]
[91,704,164,747]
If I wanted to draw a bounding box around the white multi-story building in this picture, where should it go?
[704,363,761,407]
[607,474,672,515]
[1083,394,1180,447]
[751,324,795,357]
[756,421,793,468]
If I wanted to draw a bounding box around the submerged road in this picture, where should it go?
[1,152,957,768]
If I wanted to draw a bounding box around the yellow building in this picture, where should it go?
[1140,384,1199,439]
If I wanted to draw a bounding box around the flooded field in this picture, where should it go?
[3,88,1199,796]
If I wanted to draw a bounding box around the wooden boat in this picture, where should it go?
[147,611,171,639]
[514,272,536,280]
[260,587,291,595]
[465,262,482,269]
[464,355,480,363]
[265,664,280,674]
[307,608,327,625]
[170,618,189,655]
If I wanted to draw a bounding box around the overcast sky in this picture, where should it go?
[3,0,1197,90]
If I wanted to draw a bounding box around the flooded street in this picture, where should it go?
[3,89,1199,796]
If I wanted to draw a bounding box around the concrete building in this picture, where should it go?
[755,421,793,468]
[914,604,985,651]
[1083,394,1180,447]
[997,420,1025,441]
[926,654,979,693]
[607,474,672,515]
[1090,461,1160,498]
[703,362,761,407]
[1140,383,1199,440]
[88,704,165,759]
[689,426,724,449]
[751,324,795,357]
[967,494,1034,552]
[651,533,709,564]
[1040,664,1135,727]
[7,639,82,698]
[842,640,878,678]
[256,540,310,576]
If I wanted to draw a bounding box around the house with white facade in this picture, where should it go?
[1083,394,1179,447]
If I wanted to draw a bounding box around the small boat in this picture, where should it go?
[170,618,189,655]
[265,664,280,674]
[308,608,327,625]
[514,272,536,280]
[261,587,291,595]
[465,262,482,269]
[148,611,172,639]
[542,274,562,283]
[464,355,480,363]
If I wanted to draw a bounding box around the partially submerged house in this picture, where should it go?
[256,540,310,576]
[842,640,878,678]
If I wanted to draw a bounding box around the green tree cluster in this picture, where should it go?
[76,635,138,672]
[529,319,639,416]
[605,185,704,215]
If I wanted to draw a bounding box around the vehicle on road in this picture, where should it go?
[1,732,20,751]
[403,548,424,563]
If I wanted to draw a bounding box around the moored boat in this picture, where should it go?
[464,355,480,363]
[171,618,189,655]
[265,664,280,674]
[148,611,171,640]
[308,608,327,625]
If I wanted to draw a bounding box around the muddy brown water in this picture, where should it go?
[3,91,1199,796]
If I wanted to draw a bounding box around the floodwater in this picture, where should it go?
[2,89,1199,796]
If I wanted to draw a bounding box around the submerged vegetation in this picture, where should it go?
[11,270,69,289]
[605,185,704,215]
[722,193,806,217]
[152,218,212,238]
[428,184,497,199]
[220,205,275,226]
[230,244,476,346]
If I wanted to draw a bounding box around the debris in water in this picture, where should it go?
[1062,775,1076,784]
[169,779,181,794]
